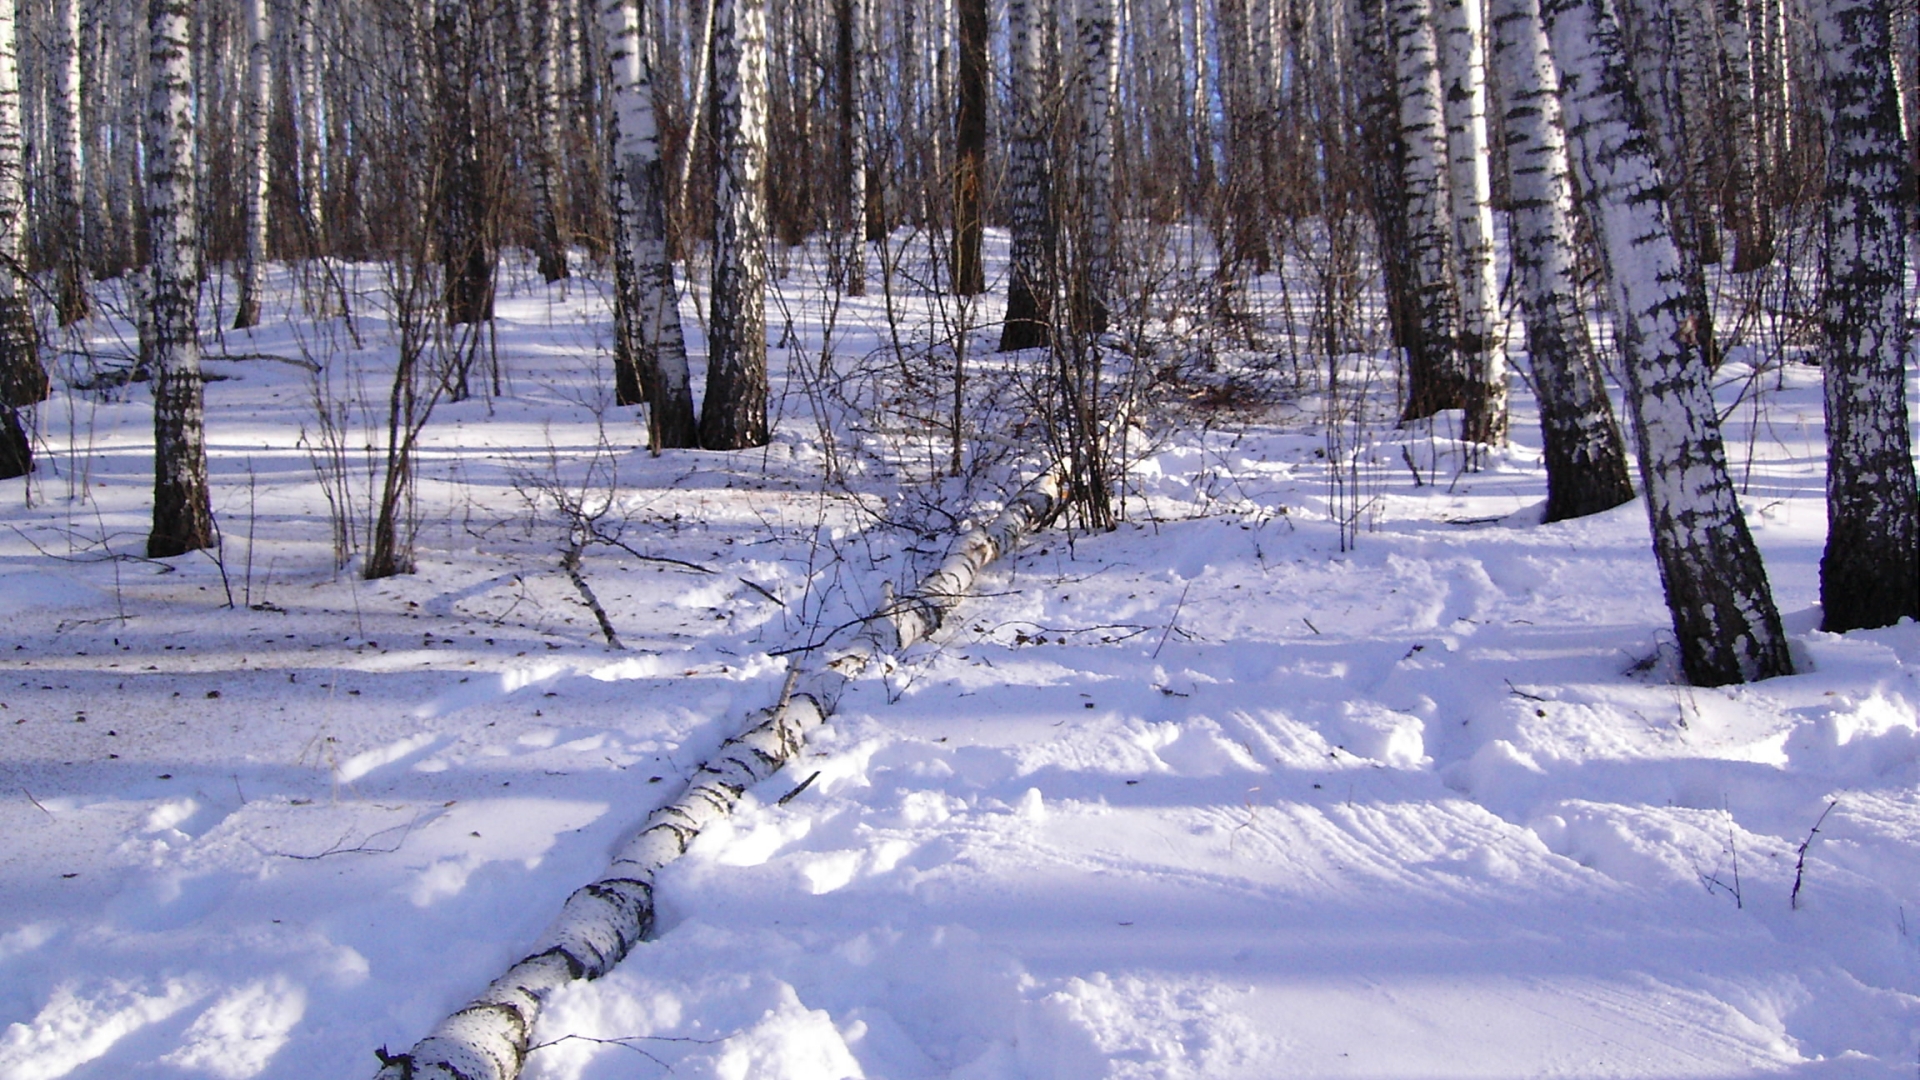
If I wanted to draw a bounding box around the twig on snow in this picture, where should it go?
[1791,798,1838,910]
[562,539,625,650]
[1504,679,1548,702]
[22,788,51,817]
[777,770,822,805]
[1153,583,1193,660]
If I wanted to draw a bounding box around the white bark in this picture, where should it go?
[235,0,271,330]
[295,0,323,242]
[837,0,868,294]
[372,469,1067,1080]
[603,0,696,446]
[530,0,570,283]
[50,0,88,324]
[1000,0,1056,351]
[146,0,213,558]
[699,0,771,450]
[1438,0,1507,446]
[0,0,43,477]
[1489,0,1634,519]
[1809,0,1918,630]
[1542,0,1791,685]
[1073,0,1118,331]
[1390,0,1466,419]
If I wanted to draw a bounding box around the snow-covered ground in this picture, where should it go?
[2,243,1917,1080]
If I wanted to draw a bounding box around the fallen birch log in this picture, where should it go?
[372,467,1066,1080]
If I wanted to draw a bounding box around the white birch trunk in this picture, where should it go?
[1073,0,1118,332]
[111,0,142,276]
[370,470,1066,1080]
[1489,0,1634,519]
[1542,0,1791,685]
[698,0,771,450]
[1437,0,1507,446]
[531,0,570,283]
[1390,0,1466,419]
[603,0,697,446]
[0,0,41,480]
[146,0,213,559]
[234,0,271,330]
[50,0,88,324]
[1000,0,1057,351]
[295,0,323,244]
[1809,0,1918,631]
[837,0,868,295]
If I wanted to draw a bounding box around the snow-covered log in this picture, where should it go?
[370,468,1067,1080]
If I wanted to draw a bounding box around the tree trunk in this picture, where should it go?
[51,0,90,325]
[1490,0,1635,520]
[836,0,868,296]
[1355,0,1423,387]
[1438,0,1508,447]
[1000,0,1056,351]
[1072,0,1118,333]
[531,0,572,283]
[0,0,40,481]
[951,0,987,296]
[604,0,697,446]
[435,0,495,328]
[235,0,271,330]
[1716,0,1772,270]
[1543,0,1791,685]
[1811,0,1919,632]
[699,0,771,450]
[1391,0,1467,422]
[146,0,215,559]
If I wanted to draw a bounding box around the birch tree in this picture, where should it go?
[1489,0,1635,519]
[234,0,271,329]
[699,0,771,450]
[1809,0,1917,631]
[999,0,1056,351]
[50,0,90,324]
[1071,0,1119,333]
[1437,0,1507,446]
[146,0,215,558]
[0,0,41,482]
[529,0,570,283]
[1390,0,1467,422]
[835,0,868,295]
[1543,0,1791,685]
[604,0,697,447]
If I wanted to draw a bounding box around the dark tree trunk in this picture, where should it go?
[951,0,988,296]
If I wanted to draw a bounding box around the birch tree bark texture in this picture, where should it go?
[0,0,41,482]
[699,0,771,450]
[51,0,91,325]
[1437,0,1509,448]
[234,0,272,330]
[530,0,571,284]
[435,0,496,327]
[1390,0,1469,423]
[1489,0,1635,519]
[999,0,1056,352]
[603,0,697,447]
[1543,0,1791,685]
[146,0,215,559]
[836,0,868,296]
[1071,0,1118,335]
[1809,0,1918,632]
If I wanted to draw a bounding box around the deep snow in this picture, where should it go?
[2,241,1918,1080]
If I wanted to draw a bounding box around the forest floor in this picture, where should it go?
[1,240,1917,1080]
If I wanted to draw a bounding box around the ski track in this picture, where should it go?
[0,255,1917,1079]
